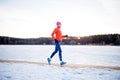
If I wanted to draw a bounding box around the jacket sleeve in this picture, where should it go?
[51,29,56,40]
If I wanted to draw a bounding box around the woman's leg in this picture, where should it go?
[56,42,62,61]
[50,41,58,59]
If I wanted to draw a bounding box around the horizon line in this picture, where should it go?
[0,33,120,39]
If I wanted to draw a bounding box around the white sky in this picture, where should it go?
[0,0,120,38]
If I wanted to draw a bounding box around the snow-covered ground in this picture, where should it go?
[0,45,120,80]
[0,63,120,80]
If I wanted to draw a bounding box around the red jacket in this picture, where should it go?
[51,27,65,41]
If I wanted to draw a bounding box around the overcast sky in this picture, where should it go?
[0,0,120,38]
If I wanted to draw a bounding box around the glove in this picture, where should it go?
[64,35,68,37]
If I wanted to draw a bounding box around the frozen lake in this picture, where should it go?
[0,45,120,80]
[0,45,120,66]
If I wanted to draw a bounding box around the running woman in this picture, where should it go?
[47,21,68,65]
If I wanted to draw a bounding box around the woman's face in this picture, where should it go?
[57,24,61,28]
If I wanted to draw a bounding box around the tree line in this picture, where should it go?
[0,34,120,45]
